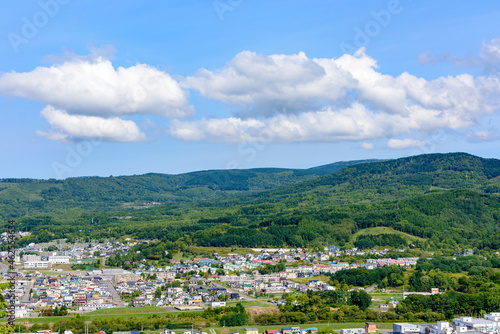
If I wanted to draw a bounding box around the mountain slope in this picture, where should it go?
[235,152,500,208]
[7,152,500,251]
[0,159,375,219]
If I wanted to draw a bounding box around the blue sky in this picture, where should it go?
[1,0,500,179]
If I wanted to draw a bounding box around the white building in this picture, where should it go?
[485,313,500,322]
[24,261,52,269]
[22,254,41,262]
[340,329,364,334]
[394,323,419,334]
[428,322,454,334]
[453,316,500,333]
[48,256,71,264]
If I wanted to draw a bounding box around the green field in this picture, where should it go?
[369,292,404,307]
[87,306,168,315]
[0,307,204,324]
[352,227,426,242]
[226,301,273,308]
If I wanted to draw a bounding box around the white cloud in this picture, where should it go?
[183,50,356,116]
[480,38,500,64]
[4,45,500,145]
[170,104,385,143]
[37,106,146,142]
[173,47,500,144]
[184,48,490,120]
[361,142,374,150]
[387,138,425,149]
[0,54,192,118]
[170,103,467,143]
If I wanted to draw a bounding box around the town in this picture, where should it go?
[0,235,491,334]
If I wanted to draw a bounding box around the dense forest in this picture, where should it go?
[0,159,375,219]
[2,153,500,251]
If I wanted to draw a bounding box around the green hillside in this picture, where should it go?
[0,159,375,220]
[3,152,500,251]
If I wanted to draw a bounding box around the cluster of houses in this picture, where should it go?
[0,239,428,319]
[9,273,117,318]
[114,278,238,308]
[0,230,31,243]
[4,238,422,278]
[1,238,433,320]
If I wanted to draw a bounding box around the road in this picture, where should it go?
[22,280,34,302]
[0,261,9,273]
[104,279,126,307]
[365,284,377,293]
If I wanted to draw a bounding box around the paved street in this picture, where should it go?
[104,279,126,307]
[0,261,9,273]
[365,284,377,293]
[22,280,34,302]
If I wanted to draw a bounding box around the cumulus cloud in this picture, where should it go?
[173,47,499,144]
[37,106,146,142]
[0,54,192,118]
[0,48,193,142]
[387,138,425,149]
[170,101,475,143]
[183,50,356,116]
[4,44,500,146]
[170,104,387,143]
[184,48,489,119]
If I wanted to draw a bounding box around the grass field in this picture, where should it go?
[369,292,404,306]
[351,227,426,243]
[0,306,204,324]
[87,306,168,315]
[227,301,273,308]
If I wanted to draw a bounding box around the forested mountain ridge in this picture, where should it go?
[0,159,376,220]
[3,152,500,252]
[267,152,500,199]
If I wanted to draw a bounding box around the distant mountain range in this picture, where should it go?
[3,153,500,251]
[0,158,378,218]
